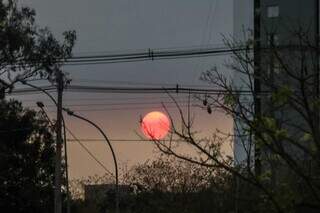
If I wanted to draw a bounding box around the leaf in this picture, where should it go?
[271,85,292,106]
[223,93,236,107]
[275,129,288,140]
[301,133,312,142]
[262,116,277,130]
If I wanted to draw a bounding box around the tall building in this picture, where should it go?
[233,0,319,169]
[233,0,254,166]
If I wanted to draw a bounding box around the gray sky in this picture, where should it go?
[20,0,234,179]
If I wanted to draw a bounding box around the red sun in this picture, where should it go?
[141,111,170,140]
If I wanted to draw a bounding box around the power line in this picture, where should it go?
[26,100,198,108]
[0,127,185,143]
[6,86,56,95]
[0,119,110,176]
[206,0,219,45]
[10,46,244,67]
[7,85,261,96]
[65,85,197,93]
[66,138,186,143]
[72,43,227,57]
[65,85,256,95]
[65,127,114,177]
[72,78,212,88]
[192,0,219,86]
[48,104,195,112]
[0,127,33,133]
[63,48,236,66]
[17,95,192,103]
[201,0,215,45]
[68,46,232,60]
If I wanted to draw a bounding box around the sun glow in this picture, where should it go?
[141,111,170,140]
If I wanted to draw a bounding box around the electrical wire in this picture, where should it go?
[26,100,198,108]
[65,85,256,96]
[7,85,262,97]
[17,95,192,103]
[63,51,234,66]
[44,104,195,113]
[72,78,212,88]
[65,126,114,177]
[6,86,56,95]
[67,138,186,143]
[10,46,245,67]
[68,46,231,61]
[0,127,33,133]
[71,43,227,57]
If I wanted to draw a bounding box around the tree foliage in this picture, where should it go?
[121,157,235,213]
[151,26,320,212]
[0,100,56,212]
[0,0,76,210]
[0,0,76,93]
[125,156,213,193]
[70,157,238,213]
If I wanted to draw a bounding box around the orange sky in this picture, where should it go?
[15,0,234,180]
[60,93,233,179]
[9,91,233,179]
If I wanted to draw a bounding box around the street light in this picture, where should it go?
[64,108,119,213]
[20,80,120,212]
[19,80,70,213]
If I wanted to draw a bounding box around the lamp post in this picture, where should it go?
[19,80,70,213]
[64,109,119,213]
[20,80,120,213]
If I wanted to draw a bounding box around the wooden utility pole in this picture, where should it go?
[54,71,63,213]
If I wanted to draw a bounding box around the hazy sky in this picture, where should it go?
[18,0,234,179]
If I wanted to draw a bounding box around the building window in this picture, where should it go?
[267,6,279,18]
[273,58,281,74]
[267,34,279,46]
[267,58,282,76]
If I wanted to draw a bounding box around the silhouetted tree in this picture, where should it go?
[0,0,76,95]
[0,100,56,212]
[152,26,320,213]
[0,0,75,211]
[70,157,239,213]
[109,157,235,213]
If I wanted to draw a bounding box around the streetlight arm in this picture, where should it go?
[19,80,58,106]
[64,109,119,181]
[64,108,119,212]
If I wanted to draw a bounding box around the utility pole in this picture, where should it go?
[314,0,320,177]
[54,70,63,213]
[254,0,261,176]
